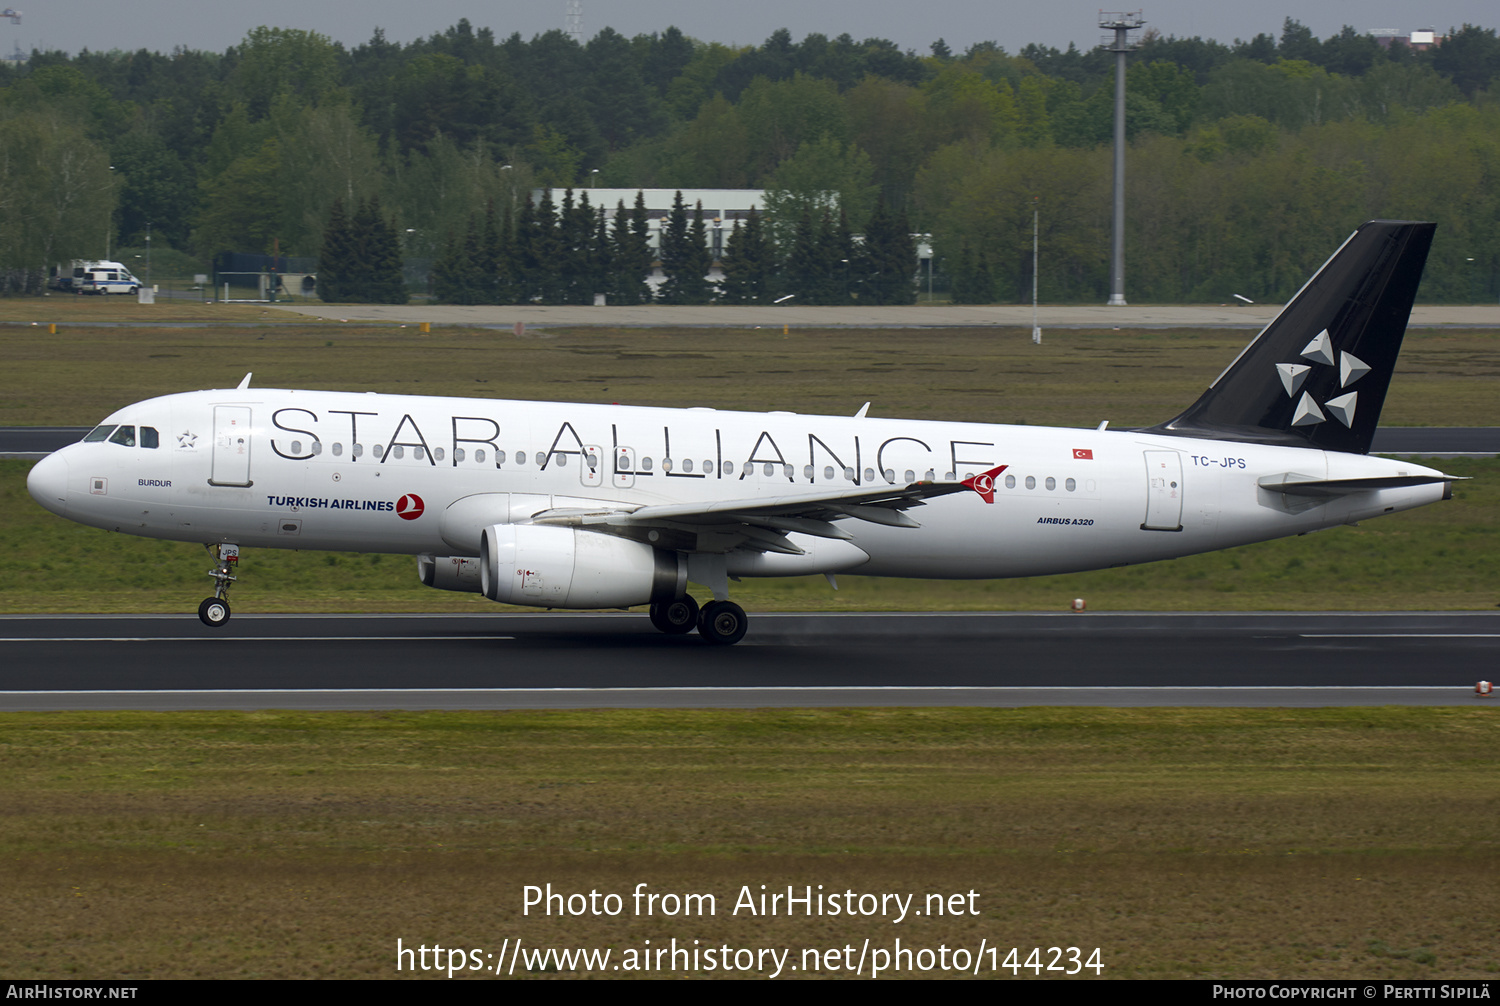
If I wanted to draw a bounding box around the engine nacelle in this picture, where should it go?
[479,524,684,609]
[417,554,483,593]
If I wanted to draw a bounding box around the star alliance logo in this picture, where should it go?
[177,430,198,449]
[1276,329,1368,429]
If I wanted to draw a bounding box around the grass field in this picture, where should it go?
[3,323,1500,428]
[0,708,1495,980]
[2,317,1496,980]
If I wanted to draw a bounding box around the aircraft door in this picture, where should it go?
[1141,450,1183,531]
[581,444,604,487]
[612,447,635,489]
[210,406,253,487]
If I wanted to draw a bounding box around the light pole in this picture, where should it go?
[1100,10,1144,307]
[1031,198,1041,344]
[144,222,151,288]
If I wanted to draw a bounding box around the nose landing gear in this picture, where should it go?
[198,543,239,627]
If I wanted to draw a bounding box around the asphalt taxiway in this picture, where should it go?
[1,612,1493,710]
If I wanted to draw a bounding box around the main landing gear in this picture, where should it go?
[648,594,748,645]
[198,542,239,627]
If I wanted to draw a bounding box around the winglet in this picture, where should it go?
[854,402,870,418]
[236,372,253,390]
[961,464,1008,504]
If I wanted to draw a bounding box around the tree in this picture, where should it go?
[658,192,712,304]
[607,193,653,305]
[716,207,776,303]
[350,195,408,304]
[857,196,916,304]
[316,197,353,302]
[319,196,407,304]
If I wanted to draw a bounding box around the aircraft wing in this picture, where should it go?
[528,465,1007,554]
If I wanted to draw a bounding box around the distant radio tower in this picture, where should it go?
[566,0,583,42]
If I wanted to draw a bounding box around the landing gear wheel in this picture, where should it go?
[198,597,231,627]
[697,600,748,646]
[650,595,700,635]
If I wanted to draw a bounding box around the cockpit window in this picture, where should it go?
[141,426,159,449]
[83,425,116,443]
[108,425,136,447]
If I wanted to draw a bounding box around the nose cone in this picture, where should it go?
[27,451,70,517]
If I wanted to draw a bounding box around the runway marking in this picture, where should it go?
[1299,633,1500,639]
[0,636,516,643]
[0,685,1467,695]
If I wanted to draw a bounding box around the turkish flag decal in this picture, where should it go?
[1073,449,1094,460]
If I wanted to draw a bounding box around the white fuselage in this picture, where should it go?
[27,388,1448,581]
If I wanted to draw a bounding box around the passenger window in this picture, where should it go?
[433,447,443,461]
[83,425,115,443]
[333,443,343,457]
[1045,476,1056,491]
[1066,478,1076,492]
[475,449,485,463]
[453,448,464,462]
[1025,476,1036,489]
[140,427,160,449]
[495,450,505,465]
[1005,474,1016,489]
[108,426,136,447]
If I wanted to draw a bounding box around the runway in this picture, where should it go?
[5,427,1496,460]
[2,612,1494,710]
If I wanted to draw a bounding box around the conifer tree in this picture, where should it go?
[656,190,694,304]
[316,197,352,303]
[717,207,776,304]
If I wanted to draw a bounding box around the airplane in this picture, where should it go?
[26,220,1457,645]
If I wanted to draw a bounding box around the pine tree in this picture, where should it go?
[657,190,692,304]
[353,195,408,304]
[718,209,778,304]
[316,198,352,303]
[674,200,713,304]
[783,207,825,305]
[858,196,917,305]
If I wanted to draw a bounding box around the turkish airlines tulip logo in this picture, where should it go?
[396,493,425,520]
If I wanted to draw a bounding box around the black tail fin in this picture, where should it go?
[1147,220,1435,455]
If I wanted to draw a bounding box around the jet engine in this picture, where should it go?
[417,554,484,593]
[479,524,685,609]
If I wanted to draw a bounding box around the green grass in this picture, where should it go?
[3,457,1495,613]
[0,708,1495,979]
[3,324,1499,427]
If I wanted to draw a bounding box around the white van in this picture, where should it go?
[74,261,141,295]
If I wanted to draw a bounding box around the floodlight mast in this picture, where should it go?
[1100,9,1145,307]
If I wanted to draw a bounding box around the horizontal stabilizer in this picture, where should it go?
[1257,473,1460,498]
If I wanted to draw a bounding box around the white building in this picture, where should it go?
[532,188,766,260]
